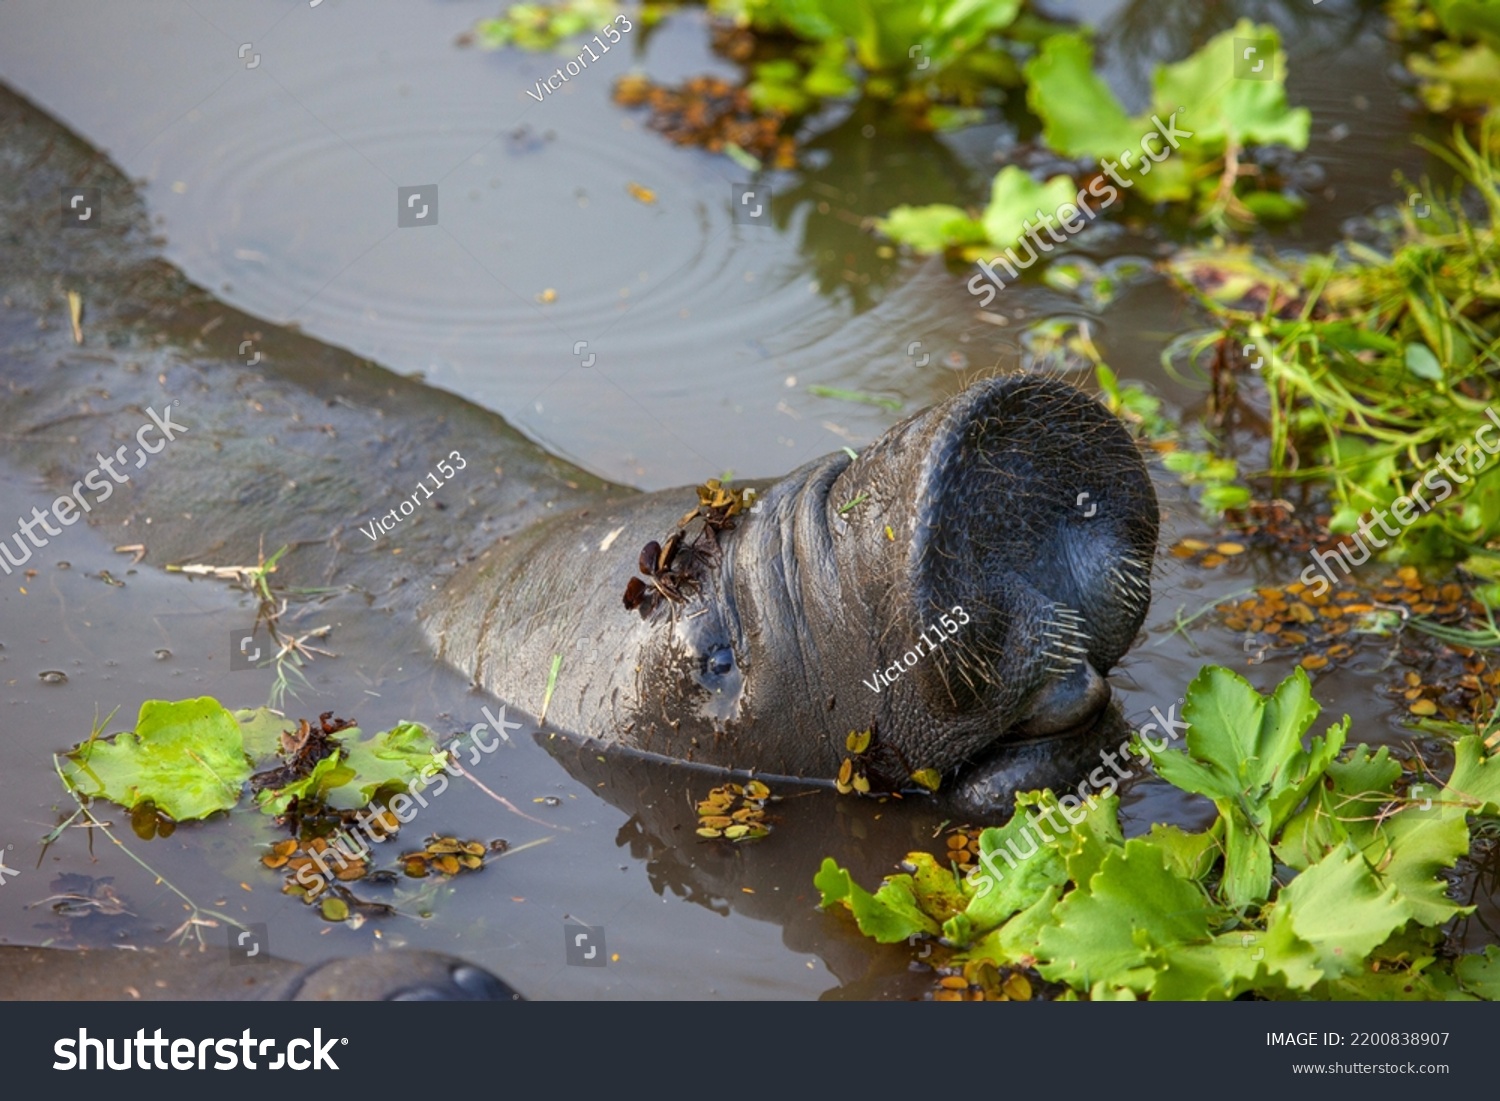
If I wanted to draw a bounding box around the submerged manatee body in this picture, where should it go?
[429,376,1157,798]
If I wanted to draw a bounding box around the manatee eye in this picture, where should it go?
[704,644,734,676]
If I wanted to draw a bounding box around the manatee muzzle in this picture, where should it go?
[812,374,1157,772]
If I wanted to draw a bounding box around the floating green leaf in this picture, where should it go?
[63,698,251,821]
[877,203,986,254]
[1024,33,1138,161]
[1035,839,1214,996]
[254,752,356,817]
[1456,946,1500,998]
[234,707,292,762]
[1264,843,1417,986]
[1149,20,1310,152]
[335,722,447,808]
[978,168,1080,251]
[814,856,941,942]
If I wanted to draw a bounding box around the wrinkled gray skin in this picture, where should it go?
[429,375,1157,799]
[0,946,520,1001]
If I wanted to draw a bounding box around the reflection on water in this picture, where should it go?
[0,0,1433,490]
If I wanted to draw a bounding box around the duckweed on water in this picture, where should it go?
[696,779,774,840]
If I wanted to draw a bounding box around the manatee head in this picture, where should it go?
[426,374,1157,806]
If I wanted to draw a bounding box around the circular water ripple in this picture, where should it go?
[146,53,831,464]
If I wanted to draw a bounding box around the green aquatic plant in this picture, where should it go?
[60,698,446,821]
[731,0,1036,103]
[476,0,1060,132]
[1167,122,1500,569]
[879,19,1311,253]
[1159,449,1253,516]
[473,0,629,51]
[1094,362,1174,441]
[817,665,1500,1000]
[1389,0,1500,119]
[62,698,253,821]
[1030,21,1309,227]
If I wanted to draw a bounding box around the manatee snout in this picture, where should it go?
[429,374,1157,805]
[798,374,1157,782]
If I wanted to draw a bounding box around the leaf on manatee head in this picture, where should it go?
[909,768,942,792]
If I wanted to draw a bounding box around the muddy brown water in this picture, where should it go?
[0,0,1493,999]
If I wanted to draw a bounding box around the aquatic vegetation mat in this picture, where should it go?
[881,18,1311,253]
[471,0,1062,166]
[1166,123,1500,573]
[1389,0,1500,120]
[62,700,445,821]
[53,698,523,925]
[818,666,1500,1000]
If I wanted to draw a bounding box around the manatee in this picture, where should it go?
[427,374,1157,800]
[0,80,1156,808]
[0,946,521,1001]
